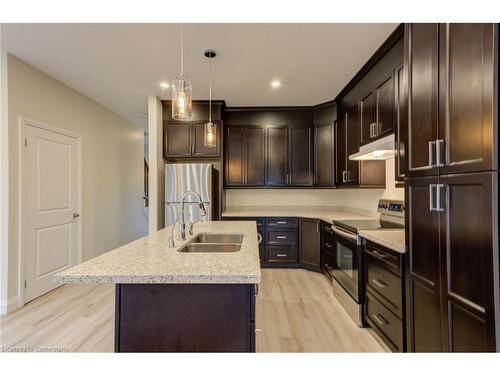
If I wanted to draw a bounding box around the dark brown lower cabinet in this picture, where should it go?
[115,283,256,352]
[364,241,406,352]
[299,218,321,271]
[406,172,498,352]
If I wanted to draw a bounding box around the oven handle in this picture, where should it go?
[332,226,358,243]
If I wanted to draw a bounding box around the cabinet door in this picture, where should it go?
[406,176,442,352]
[336,118,347,185]
[345,105,360,184]
[360,91,375,145]
[290,127,313,186]
[193,121,220,157]
[299,219,321,271]
[314,124,335,186]
[164,122,192,157]
[395,64,407,182]
[266,127,288,186]
[245,126,265,186]
[438,23,496,174]
[439,172,496,352]
[376,74,395,138]
[406,23,440,177]
[224,126,245,186]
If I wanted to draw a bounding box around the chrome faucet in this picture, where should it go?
[168,191,207,247]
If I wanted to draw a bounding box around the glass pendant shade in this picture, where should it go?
[172,74,192,120]
[204,121,217,148]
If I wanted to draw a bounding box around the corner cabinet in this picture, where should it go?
[299,218,321,271]
[313,102,336,187]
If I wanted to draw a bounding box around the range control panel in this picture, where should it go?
[377,199,405,218]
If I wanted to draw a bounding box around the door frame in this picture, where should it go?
[18,116,82,306]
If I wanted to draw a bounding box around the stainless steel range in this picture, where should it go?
[328,199,404,326]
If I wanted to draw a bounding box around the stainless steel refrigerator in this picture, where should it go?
[164,163,214,226]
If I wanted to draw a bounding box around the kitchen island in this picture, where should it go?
[54,221,261,352]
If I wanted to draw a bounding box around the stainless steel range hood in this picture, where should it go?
[349,134,395,161]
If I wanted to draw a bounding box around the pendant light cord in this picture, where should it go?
[208,55,212,123]
[180,24,184,76]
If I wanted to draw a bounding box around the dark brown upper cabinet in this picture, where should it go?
[313,102,336,187]
[265,125,313,187]
[164,122,192,157]
[224,125,265,187]
[289,127,313,186]
[223,107,313,188]
[345,105,360,184]
[395,64,407,184]
[406,23,440,177]
[407,24,497,177]
[163,101,224,159]
[437,23,497,175]
[266,126,288,186]
[164,120,221,158]
[359,74,395,145]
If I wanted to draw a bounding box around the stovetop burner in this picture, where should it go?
[334,219,404,233]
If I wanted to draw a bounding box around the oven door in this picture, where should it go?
[331,226,360,302]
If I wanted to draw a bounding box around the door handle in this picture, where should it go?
[436,184,445,212]
[372,314,388,326]
[436,139,445,167]
[429,184,437,212]
[428,141,436,167]
[73,212,80,219]
[372,279,387,288]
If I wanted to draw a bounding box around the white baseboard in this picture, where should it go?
[0,296,21,315]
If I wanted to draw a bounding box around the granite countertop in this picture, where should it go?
[54,221,261,285]
[222,205,378,224]
[359,229,406,254]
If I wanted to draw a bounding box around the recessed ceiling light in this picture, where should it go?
[160,82,170,89]
[271,80,281,88]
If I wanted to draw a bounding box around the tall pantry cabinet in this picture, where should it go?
[405,23,499,352]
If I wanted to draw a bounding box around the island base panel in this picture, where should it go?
[115,283,256,352]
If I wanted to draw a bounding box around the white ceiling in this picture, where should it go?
[1,23,398,128]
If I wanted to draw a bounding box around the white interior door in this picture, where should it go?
[23,123,80,303]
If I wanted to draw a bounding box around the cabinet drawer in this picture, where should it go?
[267,218,298,228]
[365,241,401,276]
[267,229,297,246]
[365,292,404,352]
[267,247,298,263]
[366,255,403,318]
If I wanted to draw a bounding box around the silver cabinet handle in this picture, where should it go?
[372,314,388,326]
[276,221,287,224]
[276,235,287,239]
[276,254,287,257]
[372,279,387,288]
[369,123,374,138]
[428,141,436,167]
[429,184,437,212]
[73,212,80,219]
[257,233,263,244]
[377,122,382,136]
[342,171,347,183]
[436,183,445,212]
[436,139,445,167]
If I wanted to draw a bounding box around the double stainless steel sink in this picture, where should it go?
[178,233,243,253]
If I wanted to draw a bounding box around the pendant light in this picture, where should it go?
[204,49,217,148]
[172,24,192,120]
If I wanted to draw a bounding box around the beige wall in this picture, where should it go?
[6,54,147,301]
[225,157,404,212]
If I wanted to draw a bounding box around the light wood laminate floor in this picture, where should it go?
[0,268,384,352]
